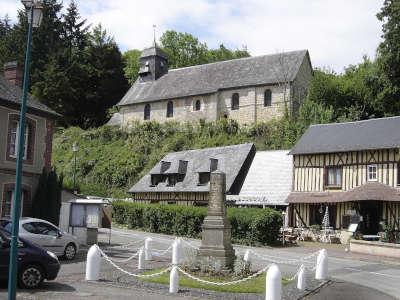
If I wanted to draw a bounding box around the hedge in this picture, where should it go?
[112,201,282,245]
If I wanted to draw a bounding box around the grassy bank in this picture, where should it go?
[52,118,301,197]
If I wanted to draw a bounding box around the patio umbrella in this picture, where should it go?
[322,206,330,229]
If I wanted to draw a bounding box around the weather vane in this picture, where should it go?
[153,24,157,46]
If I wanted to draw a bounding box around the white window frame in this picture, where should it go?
[9,120,29,159]
[367,164,378,182]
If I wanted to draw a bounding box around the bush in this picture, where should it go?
[112,201,281,245]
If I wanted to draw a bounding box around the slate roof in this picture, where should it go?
[118,50,309,106]
[140,46,168,59]
[227,150,292,206]
[106,112,122,126]
[129,143,255,193]
[0,74,59,117]
[290,116,400,155]
[286,182,400,203]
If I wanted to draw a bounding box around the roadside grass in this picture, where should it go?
[141,269,289,294]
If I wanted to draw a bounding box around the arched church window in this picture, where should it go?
[144,104,151,120]
[167,101,173,118]
[231,93,239,110]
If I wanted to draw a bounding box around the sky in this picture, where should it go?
[1,0,383,73]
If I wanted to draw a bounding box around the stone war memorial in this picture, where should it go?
[198,170,235,269]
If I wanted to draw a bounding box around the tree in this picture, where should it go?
[84,24,128,127]
[376,0,400,116]
[32,168,63,225]
[123,49,141,84]
[207,44,250,62]
[160,30,209,68]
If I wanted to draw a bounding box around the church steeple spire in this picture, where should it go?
[153,24,157,47]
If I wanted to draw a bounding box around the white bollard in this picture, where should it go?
[243,249,251,264]
[169,266,179,293]
[138,247,145,270]
[172,240,179,265]
[85,245,101,281]
[315,249,328,280]
[144,237,153,261]
[297,265,306,291]
[265,263,282,300]
[176,238,183,263]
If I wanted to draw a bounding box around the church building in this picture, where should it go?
[116,46,313,126]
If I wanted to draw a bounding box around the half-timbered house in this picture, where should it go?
[286,117,400,234]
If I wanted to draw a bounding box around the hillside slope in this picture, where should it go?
[52,119,302,197]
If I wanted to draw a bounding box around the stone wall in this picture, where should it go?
[121,84,291,127]
[291,54,313,114]
[120,93,218,126]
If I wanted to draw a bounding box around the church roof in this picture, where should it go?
[129,143,255,193]
[118,50,309,106]
[0,74,59,117]
[290,116,400,155]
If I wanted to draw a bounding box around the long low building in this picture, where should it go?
[128,144,293,207]
[129,143,256,205]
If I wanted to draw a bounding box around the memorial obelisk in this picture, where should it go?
[198,170,235,269]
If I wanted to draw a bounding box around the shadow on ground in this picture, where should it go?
[303,280,396,300]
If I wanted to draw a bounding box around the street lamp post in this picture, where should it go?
[282,211,286,246]
[7,1,43,299]
[72,142,79,193]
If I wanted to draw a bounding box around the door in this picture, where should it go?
[359,201,383,234]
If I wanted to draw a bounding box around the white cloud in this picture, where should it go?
[1,0,383,72]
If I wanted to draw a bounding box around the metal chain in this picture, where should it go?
[105,239,145,250]
[282,265,303,282]
[248,250,318,265]
[96,245,171,278]
[176,264,272,286]
[151,245,173,256]
[180,239,199,250]
[104,251,140,263]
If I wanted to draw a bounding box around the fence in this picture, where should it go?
[85,237,328,300]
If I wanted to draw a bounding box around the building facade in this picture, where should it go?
[116,47,313,127]
[286,117,400,234]
[0,62,59,217]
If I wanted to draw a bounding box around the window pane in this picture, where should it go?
[23,223,38,234]
[70,204,86,227]
[336,169,342,185]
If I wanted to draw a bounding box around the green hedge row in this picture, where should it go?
[112,201,282,245]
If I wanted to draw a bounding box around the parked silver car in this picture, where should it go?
[0,217,79,260]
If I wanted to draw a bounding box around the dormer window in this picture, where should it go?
[198,172,210,185]
[151,174,165,186]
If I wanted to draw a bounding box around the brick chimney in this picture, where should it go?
[4,61,23,87]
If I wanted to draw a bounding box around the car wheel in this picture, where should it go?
[64,243,76,260]
[18,264,44,289]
